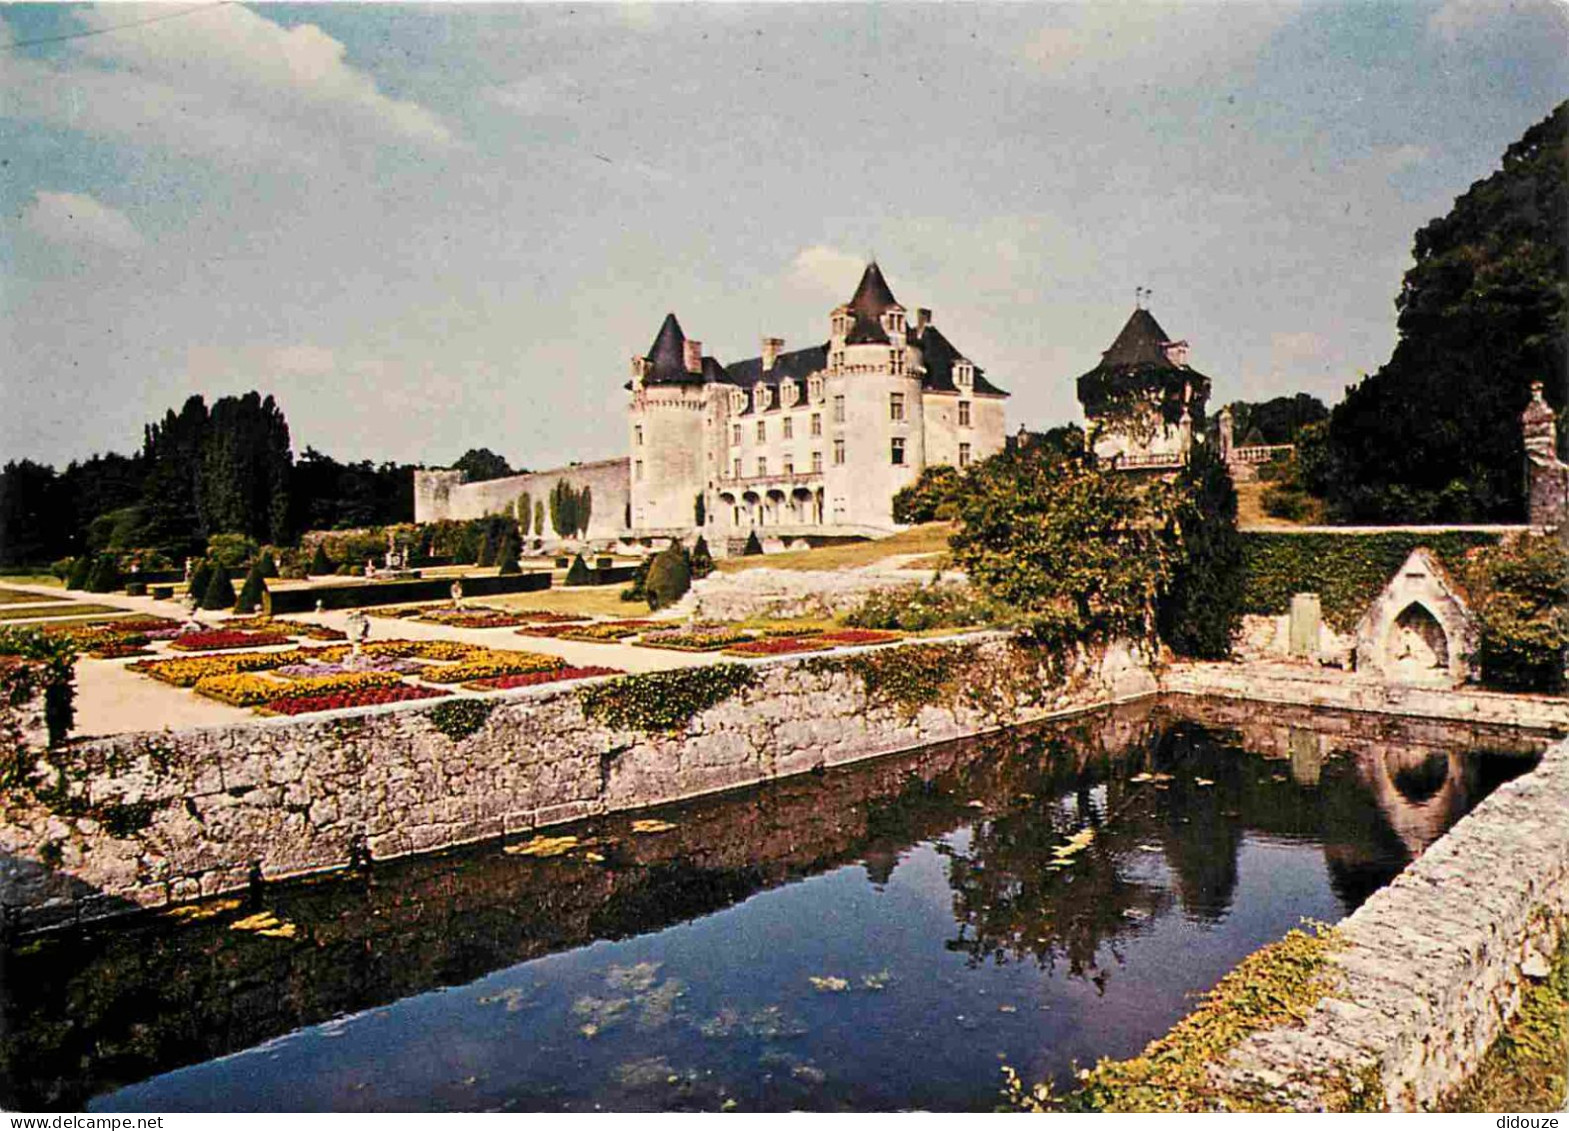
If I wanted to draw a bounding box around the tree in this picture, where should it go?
[645,542,692,610]
[308,543,333,576]
[1315,101,1567,521]
[452,448,515,483]
[0,460,72,567]
[534,501,546,541]
[1224,394,1328,445]
[694,493,706,527]
[187,559,214,604]
[256,550,279,579]
[549,480,579,540]
[235,561,268,614]
[564,553,592,586]
[495,528,522,575]
[477,522,498,567]
[65,556,92,590]
[949,447,1176,648]
[621,554,654,603]
[1157,443,1244,659]
[578,485,593,538]
[892,464,963,524]
[518,492,532,537]
[200,563,236,610]
[743,529,764,556]
[85,553,121,594]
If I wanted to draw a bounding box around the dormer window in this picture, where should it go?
[782,379,799,407]
[631,356,648,387]
[808,375,824,402]
[729,388,746,414]
[955,360,974,389]
[883,310,905,336]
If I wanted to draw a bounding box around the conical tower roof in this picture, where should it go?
[1100,308,1177,369]
[844,261,902,345]
[639,312,706,384]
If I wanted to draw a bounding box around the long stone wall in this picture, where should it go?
[0,638,1157,930]
[413,457,630,541]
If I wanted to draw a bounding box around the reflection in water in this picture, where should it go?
[0,698,1547,1112]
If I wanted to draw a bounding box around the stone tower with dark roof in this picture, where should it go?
[1076,306,1212,465]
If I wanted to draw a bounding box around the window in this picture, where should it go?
[782,380,798,407]
[757,457,768,477]
[958,400,971,427]
[891,437,906,466]
[833,438,846,465]
[783,455,794,475]
[891,349,905,376]
[730,389,745,413]
[809,376,824,401]
[812,450,823,472]
[959,443,972,468]
[635,460,644,481]
[733,458,742,479]
[635,425,643,446]
[732,423,742,445]
[833,395,846,424]
[783,417,794,440]
[955,361,973,388]
[810,412,822,437]
[757,420,767,442]
[889,392,905,422]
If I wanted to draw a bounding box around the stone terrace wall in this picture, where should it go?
[1209,731,1569,1111]
[413,457,630,542]
[681,568,951,621]
[0,638,1156,930]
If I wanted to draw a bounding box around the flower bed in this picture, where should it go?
[312,639,481,662]
[417,611,539,629]
[260,684,451,715]
[723,636,835,656]
[367,605,430,620]
[635,629,752,652]
[515,624,577,638]
[194,669,403,706]
[224,616,346,641]
[169,630,294,652]
[88,642,155,660]
[271,657,425,679]
[817,629,905,646]
[756,624,825,638]
[559,620,661,642]
[418,649,564,684]
[129,647,330,685]
[463,665,623,691]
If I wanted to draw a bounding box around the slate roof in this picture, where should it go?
[722,344,831,390]
[639,312,709,386]
[844,262,902,345]
[911,323,1008,397]
[1080,307,1210,384]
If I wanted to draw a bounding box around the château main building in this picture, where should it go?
[415,262,1010,540]
[629,262,1009,536]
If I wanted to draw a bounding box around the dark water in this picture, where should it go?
[1,698,1549,1112]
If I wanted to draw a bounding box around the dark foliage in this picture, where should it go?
[1316,101,1567,522]
[742,529,763,556]
[1224,394,1328,446]
[564,554,592,586]
[187,559,214,604]
[1466,534,1569,693]
[235,562,267,614]
[199,564,236,611]
[892,464,963,524]
[645,542,692,610]
[690,536,715,579]
[1157,444,1244,659]
[65,555,92,591]
[84,554,122,594]
[308,543,333,576]
[452,448,516,483]
[621,554,655,602]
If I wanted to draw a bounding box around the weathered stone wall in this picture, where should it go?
[1207,731,1569,1111]
[413,457,630,542]
[679,568,949,621]
[0,638,1156,930]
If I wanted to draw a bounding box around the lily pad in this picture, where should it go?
[505,835,580,857]
[808,975,850,993]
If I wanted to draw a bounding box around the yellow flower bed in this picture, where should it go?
[420,649,563,684]
[131,648,324,687]
[313,639,481,662]
[194,669,403,706]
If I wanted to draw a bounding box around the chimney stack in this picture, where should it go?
[761,337,784,372]
[915,308,932,334]
[684,339,703,374]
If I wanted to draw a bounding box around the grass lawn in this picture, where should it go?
[0,587,68,605]
[0,602,130,621]
[1235,480,1321,531]
[486,585,646,620]
[0,575,64,590]
[717,523,956,573]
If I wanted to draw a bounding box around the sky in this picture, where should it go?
[2,0,1567,472]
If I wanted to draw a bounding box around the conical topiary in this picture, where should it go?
[200,564,236,611]
[309,543,333,576]
[477,523,498,567]
[66,555,92,590]
[690,536,715,579]
[496,529,521,575]
[187,559,214,604]
[85,554,121,594]
[564,554,592,587]
[743,529,764,556]
[645,543,692,611]
[257,550,279,578]
[235,561,267,613]
[621,554,654,603]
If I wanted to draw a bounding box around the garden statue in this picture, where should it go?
[314,598,325,615]
[346,609,371,661]
[450,579,464,608]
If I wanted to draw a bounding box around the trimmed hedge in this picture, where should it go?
[263,571,550,614]
[1239,531,1501,631]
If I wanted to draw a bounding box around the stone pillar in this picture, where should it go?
[1288,593,1321,659]
[1217,405,1234,462]
[1522,381,1568,530]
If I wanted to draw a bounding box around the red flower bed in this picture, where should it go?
[723,637,834,656]
[818,629,904,645]
[260,684,452,715]
[464,665,623,691]
[169,630,295,652]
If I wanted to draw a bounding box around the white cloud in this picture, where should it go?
[0,3,451,165]
[23,191,144,252]
[788,245,866,297]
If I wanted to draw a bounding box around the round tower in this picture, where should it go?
[629,313,709,533]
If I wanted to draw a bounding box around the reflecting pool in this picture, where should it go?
[1,697,1550,1112]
